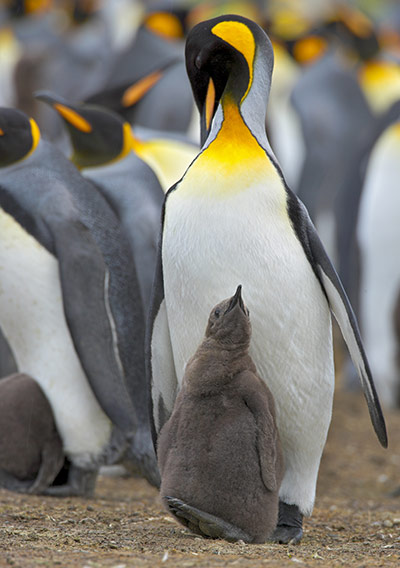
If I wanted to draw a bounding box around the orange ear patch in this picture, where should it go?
[145,12,184,40]
[293,36,328,65]
[121,70,163,108]
[211,21,255,101]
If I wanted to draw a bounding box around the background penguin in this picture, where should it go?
[0,372,64,494]
[85,9,195,136]
[158,286,284,544]
[0,107,158,494]
[355,54,400,407]
[147,15,387,544]
[357,115,400,409]
[36,90,197,194]
[35,90,165,311]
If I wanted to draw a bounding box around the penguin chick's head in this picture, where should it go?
[185,14,274,144]
[35,91,132,168]
[206,285,251,348]
[0,107,40,167]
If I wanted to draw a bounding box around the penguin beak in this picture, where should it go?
[201,77,216,145]
[35,90,93,133]
[225,285,246,314]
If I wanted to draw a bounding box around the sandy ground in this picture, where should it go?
[1,382,400,568]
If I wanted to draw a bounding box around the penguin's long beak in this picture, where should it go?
[225,285,246,314]
[35,90,93,133]
[201,77,216,145]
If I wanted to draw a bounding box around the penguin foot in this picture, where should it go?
[164,496,253,543]
[44,464,98,497]
[125,428,161,488]
[271,502,303,544]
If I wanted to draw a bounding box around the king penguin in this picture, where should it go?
[35,90,165,312]
[0,107,159,493]
[147,15,387,544]
[36,90,197,194]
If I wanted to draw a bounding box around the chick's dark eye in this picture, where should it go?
[214,308,220,318]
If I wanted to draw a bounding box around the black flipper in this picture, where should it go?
[164,496,253,543]
[287,195,387,448]
[46,211,138,436]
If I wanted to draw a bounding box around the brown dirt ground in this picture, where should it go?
[1,369,400,568]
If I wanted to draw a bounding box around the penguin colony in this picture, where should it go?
[0,0,398,546]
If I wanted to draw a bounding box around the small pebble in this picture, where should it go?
[383,520,394,528]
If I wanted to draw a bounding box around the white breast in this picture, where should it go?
[162,173,335,514]
[0,209,111,467]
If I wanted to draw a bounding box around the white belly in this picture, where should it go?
[0,209,111,467]
[162,180,334,514]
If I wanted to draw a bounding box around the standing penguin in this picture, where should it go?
[158,286,284,543]
[0,107,158,494]
[147,15,387,543]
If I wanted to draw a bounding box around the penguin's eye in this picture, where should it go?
[214,308,220,318]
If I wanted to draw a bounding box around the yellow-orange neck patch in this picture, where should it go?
[181,96,276,198]
[211,20,255,101]
[24,118,41,160]
[119,122,134,162]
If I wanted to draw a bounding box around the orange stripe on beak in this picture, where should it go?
[54,104,92,133]
[205,78,216,132]
[122,70,163,107]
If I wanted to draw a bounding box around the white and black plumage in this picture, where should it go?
[146,15,387,544]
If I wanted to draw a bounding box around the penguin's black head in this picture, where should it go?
[0,107,40,167]
[35,91,133,169]
[326,4,380,62]
[185,14,273,144]
[206,285,251,347]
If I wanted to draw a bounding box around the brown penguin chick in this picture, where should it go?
[0,373,64,494]
[157,286,284,543]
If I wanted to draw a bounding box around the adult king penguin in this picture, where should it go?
[147,15,387,544]
[0,107,158,494]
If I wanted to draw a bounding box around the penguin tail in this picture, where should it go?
[163,496,253,543]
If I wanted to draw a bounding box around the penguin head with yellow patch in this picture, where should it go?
[185,14,274,145]
[0,107,40,167]
[35,91,133,169]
